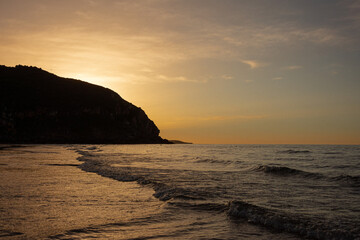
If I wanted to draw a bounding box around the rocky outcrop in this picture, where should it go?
[169,140,192,144]
[0,65,169,144]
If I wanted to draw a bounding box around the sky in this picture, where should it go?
[0,0,359,144]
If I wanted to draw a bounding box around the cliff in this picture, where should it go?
[0,65,169,144]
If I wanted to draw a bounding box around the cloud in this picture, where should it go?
[140,68,154,73]
[221,74,234,80]
[1,0,358,89]
[113,72,207,84]
[155,74,202,83]
[161,114,267,129]
[217,23,352,52]
[272,77,283,80]
[179,114,267,122]
[342,1,360,31]
[286,65,303,70]
[293,28,349,45]
[200,115,266,121]
[241,60,261,69]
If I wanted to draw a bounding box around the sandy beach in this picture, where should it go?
[0,145,163,239]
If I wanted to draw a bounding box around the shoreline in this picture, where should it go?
[0,145,163,239]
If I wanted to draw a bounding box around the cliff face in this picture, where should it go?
[0,65,168,144]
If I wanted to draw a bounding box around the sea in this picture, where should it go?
[0,144,359,239]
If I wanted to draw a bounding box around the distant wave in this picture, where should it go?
[277,149,311,154]
[323,151,343,155]
[332,174,360,187]
[252,165,322,178]
[194,158,241,165]
[152,182,206,201]
[0,229,24,238]
[43,163,80,167]
[253,164,360,188]
[227,200,358,240]
[195,158,230,164]
[167,202,227,212]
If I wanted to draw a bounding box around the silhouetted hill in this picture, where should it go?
[0,65,169,144]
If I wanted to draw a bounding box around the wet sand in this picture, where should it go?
[0,145,163,239]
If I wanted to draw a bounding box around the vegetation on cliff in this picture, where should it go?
[0,65,169,144]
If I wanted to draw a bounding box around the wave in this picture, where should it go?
[0,229,23,237]
[253,165,322,178]
[227,200,358,240]
[167,202,227,212]
[43,163,80,167]
[194,158,238,165]
[86,146,98,150]
[152,182,206,201]
[48,213,173,239]
[78,156,207,202]
[332,174,360,187]
[74,148,360,239]
[152,198,360,239]
[323,151,343,155]
[253,165,360,189]
[0,145,25,151]
[277,149,311,154]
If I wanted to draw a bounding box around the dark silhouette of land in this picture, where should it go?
[169,140,192,144]
[0,65,169,144]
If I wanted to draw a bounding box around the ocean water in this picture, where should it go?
[1,144,360,239]
[75,144,360,240]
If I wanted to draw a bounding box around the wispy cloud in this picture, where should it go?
[161,114,267,129]
[140,68,154,73]
[241,60,262,69]
[0,0,358,86]
[111,72,207,84]
[221,74,234,80]
[215,24,352,52]
[155,74,205,83]
[199,115,266,121]
[286,65,303,70]
[272,77,283,80]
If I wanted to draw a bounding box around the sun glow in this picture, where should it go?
[0,0,359,144]
[64,73,122,87]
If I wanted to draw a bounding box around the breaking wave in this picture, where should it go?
[227,200,358,240]
[77,155,207,202]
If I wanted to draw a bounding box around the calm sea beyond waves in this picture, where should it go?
[1,144,359,239]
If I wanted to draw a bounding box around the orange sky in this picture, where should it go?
[0,0,359,144]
